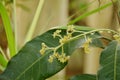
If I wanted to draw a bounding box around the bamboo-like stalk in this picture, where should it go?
[117,0,120,24]
[68,1,114,25]
[0,47,8,62]
[24,0,45,43]
[0,3,16,57]
[13,0,17,52]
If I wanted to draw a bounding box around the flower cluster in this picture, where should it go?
[53,30,62,38]
[113,28,120,42]
[59,25,75,44]
[48,52,70,63]
[67,25,75,37]
[113,34,120,41]
[40,25,75,63]
[40,43,48,55]
[82,38,92,54]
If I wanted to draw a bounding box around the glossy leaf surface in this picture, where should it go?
[0,26,102,80]
[98,40,120,80]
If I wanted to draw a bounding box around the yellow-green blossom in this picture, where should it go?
[48,55,54,63]
[67,25,75,38]
[53,52,59,57]
[67,25,75,34]
[40,26,74,63]
[40,43,47,55]
[59,36,70,44]
[57,53,70,63]
[83,38,92,54]
[113,34,120,42]
[53,30,62,38]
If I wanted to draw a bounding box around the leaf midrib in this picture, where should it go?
[114,42,118,80]
[16,50,51,80]
[16,32,60,79]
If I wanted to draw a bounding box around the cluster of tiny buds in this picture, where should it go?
[112,28,120,41]
[98,29,120,41]
[40,43,48,55]
[113,34,120,41]
[39,25,75,63]
[53,25,75,44]
[82,29,115,54]
[82,38,92,54]
[48,52,70,63]
[53,30,62,38]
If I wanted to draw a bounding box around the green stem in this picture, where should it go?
[0,47,8,61]
[0,64,5,71]
[0,3,16,57]
[68,0,96,21]
[55,29,118,50]
[13,0,17,52]
[70,29,118,41]
[68,1,114,25]
[25,0,45,43]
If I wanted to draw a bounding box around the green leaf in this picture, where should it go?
[0,47,8,68]
[91,38,104,49]
[0,2,16,57]
[0,54,7,68]
[68,1,114,25]
[70,74,96,80]
[0,26,102,80]
[97,40,120,80]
